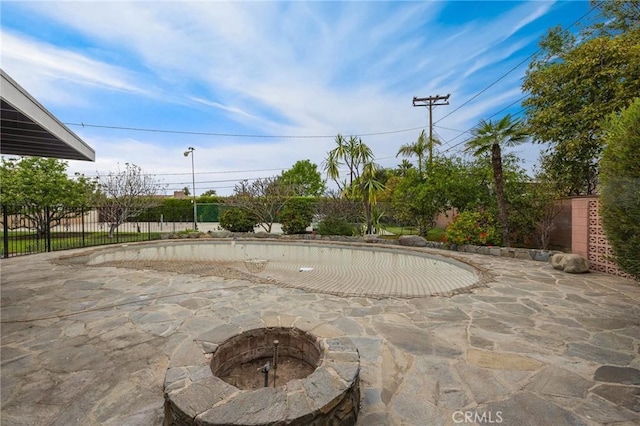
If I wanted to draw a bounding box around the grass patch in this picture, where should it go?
[0,231,162,257]
[426,227,445,242]
[382,225,418,236]
[380,226,445,241]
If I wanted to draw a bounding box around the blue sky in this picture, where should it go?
[1,1,590,195]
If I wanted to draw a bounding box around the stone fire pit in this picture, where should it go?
[163,322,360,425]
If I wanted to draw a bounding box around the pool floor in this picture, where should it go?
[83,241,482,298]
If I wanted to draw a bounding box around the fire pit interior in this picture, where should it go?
[163,323,361,426]
[211,327,322,390]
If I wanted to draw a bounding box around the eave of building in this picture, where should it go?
[1,69,95,161]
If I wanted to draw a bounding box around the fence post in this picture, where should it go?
[45,206,52,252]
[81,207,86,247]
[2,205,9,258]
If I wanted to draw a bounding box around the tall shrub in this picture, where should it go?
[444,211,500,246]
[279,197,315,235]
[600,98,640,280]
[219,208,257,233]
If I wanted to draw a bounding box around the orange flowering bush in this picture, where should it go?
[444,211,499,246]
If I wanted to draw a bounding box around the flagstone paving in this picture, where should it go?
[1,241,639,425]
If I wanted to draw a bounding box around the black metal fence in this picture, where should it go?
[0,204,227,258]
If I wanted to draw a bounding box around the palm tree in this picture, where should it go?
[464,114,528,247]
[323,134,374,197]
[323,134,384,233]
[396,130,440,174]
[359,161,385,234]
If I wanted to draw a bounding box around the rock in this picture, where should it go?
[398,235,427,247]
[550,253,565,270]
[479,392,588,426]
[562,254,589,273]
[594,366,640,385]
[468,349,543,371]
[566,343,634,365]
[188,232,201,238]
[550,253,589,273]
[532,250,551,262]
[254,231,270,238]
[525,366,592,397]
[364,234,380,243]
[592,384,640,412]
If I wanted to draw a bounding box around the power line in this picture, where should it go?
[69,166,287,178]
[63,121,428,139]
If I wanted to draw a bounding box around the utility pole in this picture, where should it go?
[413,94,450,167]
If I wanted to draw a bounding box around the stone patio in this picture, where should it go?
[1,240,639,425]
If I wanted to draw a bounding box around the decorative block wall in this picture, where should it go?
[572,196,632,278]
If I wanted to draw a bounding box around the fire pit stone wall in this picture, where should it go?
[163,319,360,426]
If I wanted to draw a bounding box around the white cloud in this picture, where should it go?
[0,30,149,106]
[3,1,565,194]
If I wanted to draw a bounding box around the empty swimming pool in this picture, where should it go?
[79,240,483,298]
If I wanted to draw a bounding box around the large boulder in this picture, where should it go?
[550,253,589,274]
[398,235,428,247]
[550,253,565,270]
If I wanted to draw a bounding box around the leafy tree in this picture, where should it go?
[599,98,640,279]
[280,160,326,197]
[232,177,296,232]
[523,3,640,195]
[433,155,493,214]
[201,189,217,196]
[182,186,191,196]
[585,0,640,37]
[391,168,447,236]
[465,115,528,247]
[0,157,96,236]
[96,163,165,237]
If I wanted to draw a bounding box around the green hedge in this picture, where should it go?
[600,98,640,279]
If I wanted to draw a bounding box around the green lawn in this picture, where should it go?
[381,226,445,242]
[0,231,162,257]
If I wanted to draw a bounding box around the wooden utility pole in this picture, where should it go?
[413,94,450,166]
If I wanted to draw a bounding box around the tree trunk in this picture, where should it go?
[108,223,119,239]
[364,200,373,234]
[492,144,510,247]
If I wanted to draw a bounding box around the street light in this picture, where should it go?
[183,147,197,230]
